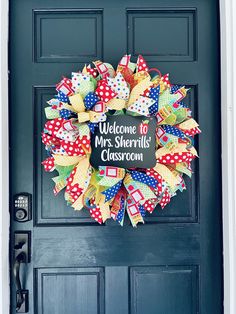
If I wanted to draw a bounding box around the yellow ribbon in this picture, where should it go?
[98,194,111,222]
[68,93,107,123]
[53,155,83,166]
[155,143,198,160]
[106,98,126,110]
[77,111,106,123]
[178,118,199,130]
[71,157,90,188]
[154,163,180,190]
[53,155,92,211]
[69,94,85,112]
[127,77,153,106]
[72,194,84,211]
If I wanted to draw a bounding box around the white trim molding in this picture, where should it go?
[0,1,236,314]
[220,0,236,313]
[0,0,9,313]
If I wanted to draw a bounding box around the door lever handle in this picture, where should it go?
[13,232,30,313]
[13,252,26,311]
[14,241,25,250]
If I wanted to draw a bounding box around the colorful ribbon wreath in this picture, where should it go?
[42,55,201,227]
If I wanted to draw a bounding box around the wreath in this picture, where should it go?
[42,55,200,227]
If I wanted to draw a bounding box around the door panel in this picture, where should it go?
[130,266,199,314]
[33,10,103,64]
[36,268,104,314]
[127,9,197,62]
[10,0,222,313]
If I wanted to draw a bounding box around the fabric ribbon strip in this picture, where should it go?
[95,166,159,226]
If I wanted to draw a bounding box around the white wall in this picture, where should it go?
[0,0,10,313]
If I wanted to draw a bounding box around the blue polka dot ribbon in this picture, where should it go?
[149,86,160,101]
[102,180,123,202]
[139,205,146,217]
[59,109,77,120]
[130,171,158,188]
[148,86,160,115]
[178,101,188,108]
[88,122,98,133]
[84,92,99,110]
[171,85,183,94]
[56,91,69,103]
[116,197,125,225]
[162,125,186,139]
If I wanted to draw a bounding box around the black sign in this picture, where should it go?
[90,115,157,169]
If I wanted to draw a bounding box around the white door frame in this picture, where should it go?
[1,0,235,313]
[220,0,236,312]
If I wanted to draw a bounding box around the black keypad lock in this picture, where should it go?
[13,193,32,222]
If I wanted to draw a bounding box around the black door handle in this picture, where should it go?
[13,252,26,311]
[13,233,30,313]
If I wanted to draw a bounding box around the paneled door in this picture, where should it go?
[10,0,222,313]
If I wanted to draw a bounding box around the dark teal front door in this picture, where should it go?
[10,0,222,313]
